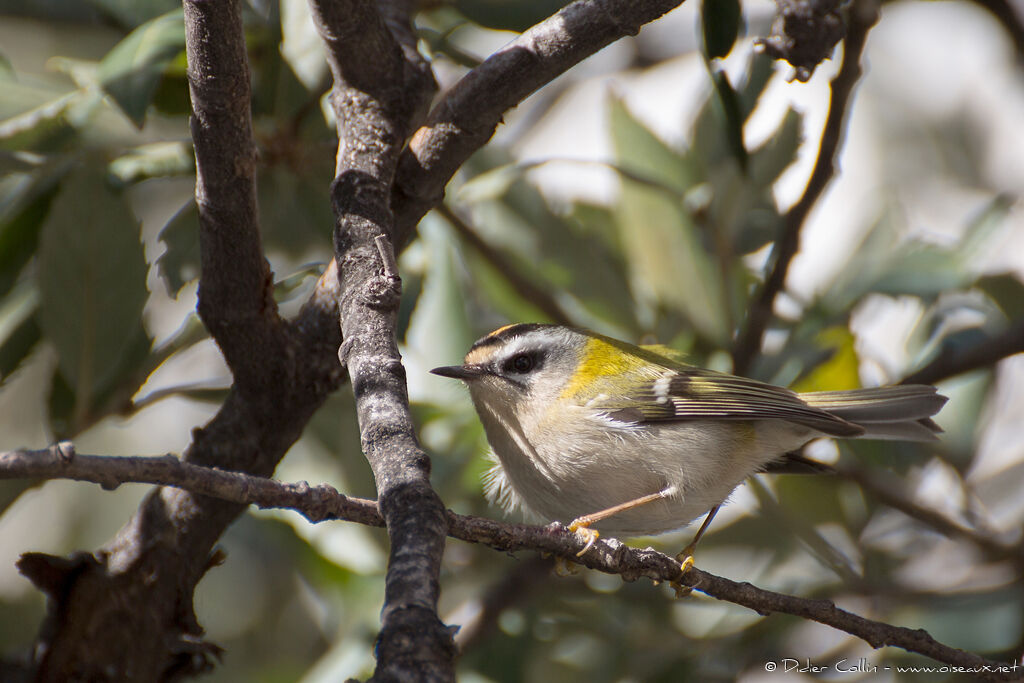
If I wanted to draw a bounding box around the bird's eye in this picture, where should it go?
[506,353,534,374]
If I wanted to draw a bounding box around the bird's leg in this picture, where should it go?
[672,504,720,597]
[568,486,677,557]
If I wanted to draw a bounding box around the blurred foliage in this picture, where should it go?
[0,0,1022,681]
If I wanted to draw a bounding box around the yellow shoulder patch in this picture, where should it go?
[560,337,653,399]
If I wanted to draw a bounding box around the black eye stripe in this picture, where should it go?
[500,350,543,374]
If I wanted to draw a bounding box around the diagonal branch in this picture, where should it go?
[839,464,1021,562]
[3,445,1016,681]
[732,0,879,376]
[900,317,1024,386]
[308,0,454,679]
[390,0,688,249]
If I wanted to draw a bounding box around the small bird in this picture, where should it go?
[432,324,947,562]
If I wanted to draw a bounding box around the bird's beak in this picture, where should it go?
[430,364,486,381]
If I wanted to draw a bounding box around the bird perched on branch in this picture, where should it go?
[433,324,947,569]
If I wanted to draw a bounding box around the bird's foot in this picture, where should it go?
[567,519,600,557]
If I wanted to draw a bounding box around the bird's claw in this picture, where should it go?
[671,546,698,598]
[568,519,599,557]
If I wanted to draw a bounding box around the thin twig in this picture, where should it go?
[840,465,1020,561]
[732,0,879,375]
[0,445,381,526]
[436,204,574,326]
[1,445,1017,680]
[901,317,1024,386]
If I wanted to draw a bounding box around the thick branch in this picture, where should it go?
[184,0,285,390]
[309,0,454,679]
[391,0,687,248]
[3,445,1015,680]
[732,0,878,375]
[23,265,343,682]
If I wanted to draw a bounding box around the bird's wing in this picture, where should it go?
[585,365,864,437]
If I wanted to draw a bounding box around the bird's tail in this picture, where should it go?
[799,385,948,442]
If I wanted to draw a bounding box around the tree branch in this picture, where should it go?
[24,270,343,682]
[757,0,846,82]
[0,443,380,527]
[732,0,879,376]
[17,2,715,679]
[3,445,1017,680]
[901,317,1024,386]
[17,5,350,681]
[839,464,1021,563]
[390,0,688,249]
[308,0,455,679]
[184,0,286,390]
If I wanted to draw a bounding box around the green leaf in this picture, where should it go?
[701,0,741,60]
[749,108,801,189]
[98,9,186,127]
[0,151,42,175]
[870,246,968,299]
[609,96,727,343]
[956,193,1013,265]
[90,0,181,27]
[156,198,200,294]
[456,162,531,204]
[0,52,13,81]
[892,600,1021,653]
[708,69,747,171]
[737,51,775,119]
[47,366,76,439]
[0,284,41,383]
[37,161,152,429]
[0,315,40,384]
[405,215,478,381]
[790,326,860,392]
[774,476,847,527]
[0,166,67,299]
[976,273,1024,319]
[257,162,337,255]
[108,141,194,185]
[822,214,979,310]
[0,89,99,152]
[607,95,697,193]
